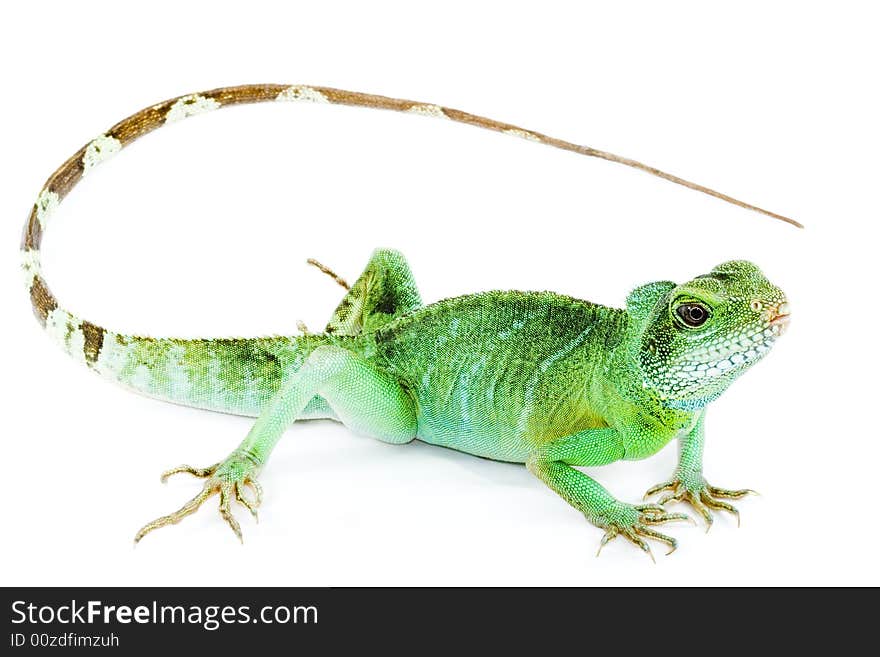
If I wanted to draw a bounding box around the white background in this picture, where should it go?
[2,1,877,586]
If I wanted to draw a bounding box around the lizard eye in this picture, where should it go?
[675,302,710,328]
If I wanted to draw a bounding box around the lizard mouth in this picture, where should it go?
[770,313,790,335]
[767,300,791,335]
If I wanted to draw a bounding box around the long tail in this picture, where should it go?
[20,83,799,405]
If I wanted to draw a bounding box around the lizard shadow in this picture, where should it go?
[267,419,533,489]
[400,439,536,489]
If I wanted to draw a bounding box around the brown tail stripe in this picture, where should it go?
[23,205,42,252]
[29,276,57,326]
[81,320,106,365]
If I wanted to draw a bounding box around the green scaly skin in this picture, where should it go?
[19,85,792,557]
[132,253,790,556]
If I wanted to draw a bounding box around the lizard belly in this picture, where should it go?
[414,410,532,463]
[404,352,535,462]
[407,356,603,464]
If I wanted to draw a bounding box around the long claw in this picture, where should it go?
[635,525,678,555]
[657,491,684,506]
[642,512,694,526]
[235,482,259,522]
[660,490,713,530]
[160,463,217,483]
[596,527,619,557]
[647,478,754,532]
[707,486,757,499]
[634,503,666,516]
[700,490,741,527]
[622,528,656,563]
[218,486,243,543]
[134,486,213,544]
[688,493,714,531]
[246,479,263,507]
[138,453,263,543]
[643,480,676,499]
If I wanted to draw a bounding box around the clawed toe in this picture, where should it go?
[643,480,676,500]
[160,463,218,483]
[235,482,259,522]
[634,503,666,515]
[135,457,262,544]
[621,527,656,563]
[642,512,694,526]
[596,527,620,557]
[218,485,243,542]
[595,504,690,561]
[646,478,755,530]
[245,479,263,507]
[707,485,757,500]
[699,490,740,527]
[662,489,714,529]
[133,486,214,544]
[634,526,677,555]
[597,525,677,562]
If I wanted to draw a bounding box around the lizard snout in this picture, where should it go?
[768,301,791,335]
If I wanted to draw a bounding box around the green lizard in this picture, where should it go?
[21,84,793,557]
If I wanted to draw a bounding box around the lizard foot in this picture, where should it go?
[594,503,693,561]
[644,475,756,530]
[134,451,263,544]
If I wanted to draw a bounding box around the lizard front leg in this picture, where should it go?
[135,345,417,543]
[644,414,755,528]
[527,429,690,560]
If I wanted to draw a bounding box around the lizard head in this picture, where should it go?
[626,260,789,410]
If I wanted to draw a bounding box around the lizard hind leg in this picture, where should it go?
[316,248,423,336]
[134,344,417,543]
